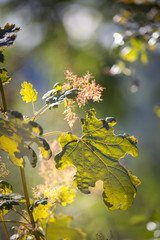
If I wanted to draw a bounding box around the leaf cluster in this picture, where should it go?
[0,23,20,63]
[0,110,52,167]
[42,82,79,109]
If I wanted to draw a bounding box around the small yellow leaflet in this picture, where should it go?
[20,81,38,103]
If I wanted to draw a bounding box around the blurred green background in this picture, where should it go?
[0,0,160,239]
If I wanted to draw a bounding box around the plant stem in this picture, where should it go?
[0,78,7,112]
[32,99,36,117]
[0,220,28,226]
[20,167,35,227]
[0,213,10,240]
[12,208,30,223]
[42,131,63,138]
[33,104,49,121]
[20,167,40,240]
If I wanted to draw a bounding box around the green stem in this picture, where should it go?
[0,220,28,226]
[33,104,49,121]
[20,167,40,240]
[12,208,30,223]
[0,213,10,240]
[32,99,36,117]
[42,131,63,138]
[0,78,7,112]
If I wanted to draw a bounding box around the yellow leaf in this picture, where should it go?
[20,81,38,103]
[120,47,138,62]
[140,51,148,64]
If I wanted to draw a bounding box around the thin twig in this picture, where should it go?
[19,167,41,240]
[0,78,7,112]
[12,208,30,223]
[0,220,28,226]
[42,131,63,138]
[0,213,10,240]
[32,104,49,121]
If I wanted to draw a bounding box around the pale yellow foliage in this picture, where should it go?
[20,81,38,103]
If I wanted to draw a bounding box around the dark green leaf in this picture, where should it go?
[42,83,79,109]
[0,200,19,214]
[30,198,49,211]
[0,23,20,49]
[0,68,11,85]
[0,193,24,201]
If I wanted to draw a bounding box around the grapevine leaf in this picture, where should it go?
[42,82,79,109]
[0,200,19,215]
[0,111,52,168]
[0,23,20,49]
[46,215,86,240]
[20,82,38,103]
[0,68,11,85]
[0,180,13,194]
[55,109,140,210]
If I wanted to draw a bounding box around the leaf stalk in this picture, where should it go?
[19,167,41,240]
[0,213,10,240]
[0,78,7,112]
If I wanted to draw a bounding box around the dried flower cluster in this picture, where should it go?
[0,157,10,177]
[33,140,76,207]
[63,70,104,128]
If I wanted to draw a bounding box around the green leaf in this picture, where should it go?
[0,193,24,201]
[0,23,20,50]
[30,198,49,211]
[120,46,138,62]
[46,215,86,240]
[42,83,79,109]
[55,109,140,210]
[0,111,52,167]
[0,180,13,194]
[0,68,11,85]
[140,50,148,64]
[20,82,38,103]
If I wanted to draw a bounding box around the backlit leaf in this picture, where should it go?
[120,47,138,62]
[46,215,86,240]
[0,180,13,194]
[0,193,24,201]
[20,82,38,103]
[31,200,51,221]
[0,23,20,50]
[55,109,140,210]
[42,82,78,109]
[0,111,52,167]
[0,68,11,85]
[0,200,19,215]
[140,50,148,64]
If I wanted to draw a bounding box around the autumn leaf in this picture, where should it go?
[0,111,52,167]
[20,81,38,103]
[46,215,86,240]
[0,68,11,85]
[55,109,140,210]
[0,180,13,194]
